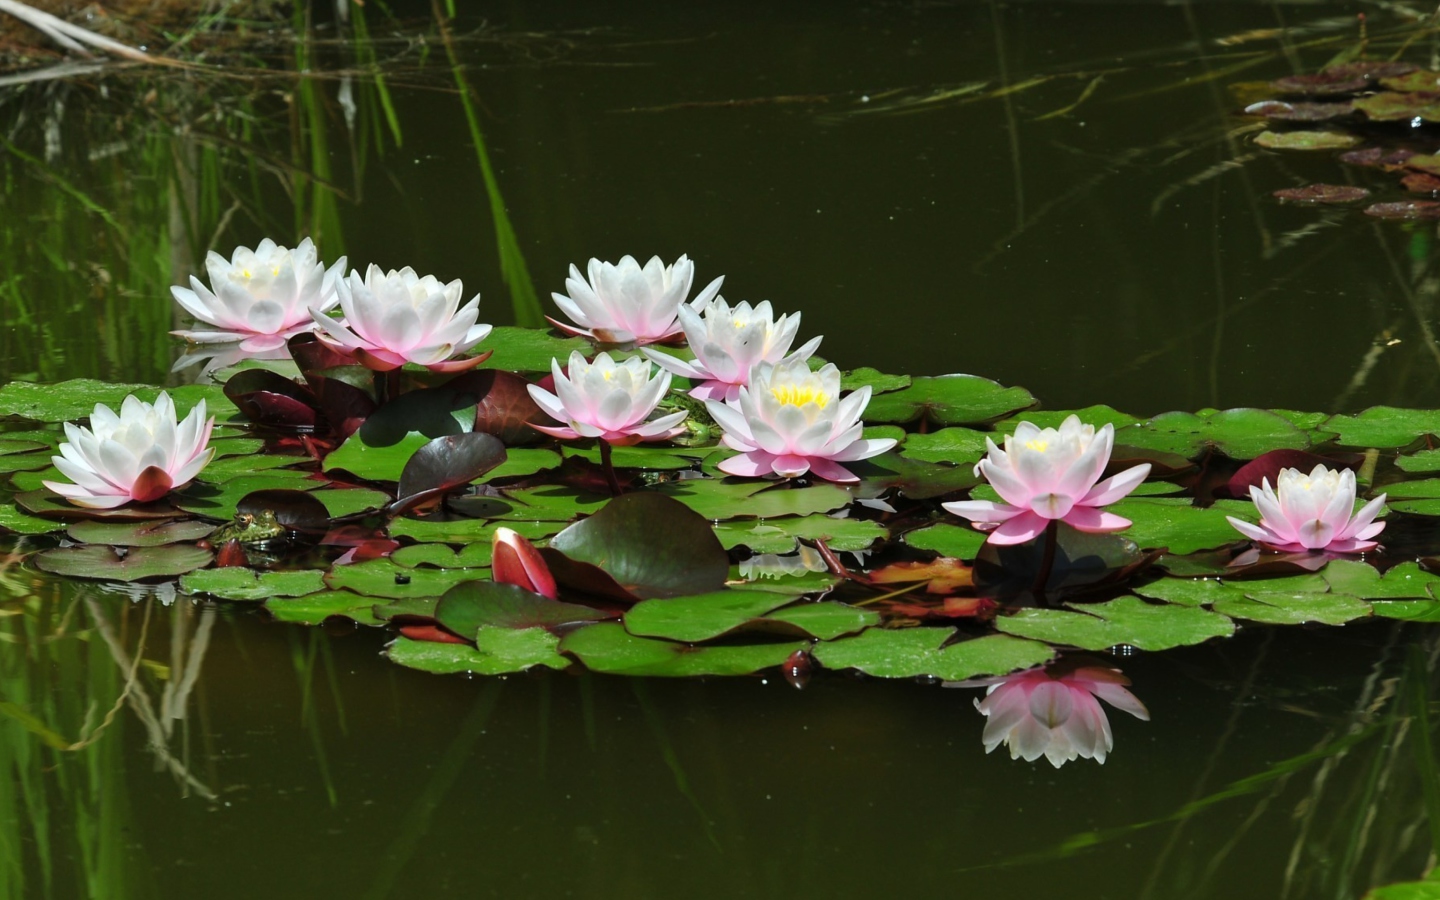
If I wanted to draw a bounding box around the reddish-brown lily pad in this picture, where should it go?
[1272,184,1370,205]
[1364,200,1440,220]
[1244,100,1353,122]
[1341,147,1417,168]
[1270,72,1371,95]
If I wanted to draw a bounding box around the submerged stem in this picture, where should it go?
[1031,519,1059,599]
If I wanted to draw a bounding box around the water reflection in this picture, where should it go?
[949,655,1150,768]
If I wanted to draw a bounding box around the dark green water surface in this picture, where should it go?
[3,2,1440,897]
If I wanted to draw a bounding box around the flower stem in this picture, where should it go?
[598,439,623,495]
[1031,519,1059,599]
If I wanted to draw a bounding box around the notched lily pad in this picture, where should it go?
[995,595,1234,651]
[386,630,570,675]
[557,622,805,677]
[264,591,384,626]
[1321,407,1440,448]
[863,374,1035,426]
[66,519,216,546]
[811,629,1053,680]
[34,544,213,582]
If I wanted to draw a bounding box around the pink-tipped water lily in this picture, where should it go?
[526,351,688,445]
[704,357,895,483]
[943,416,1150,546]
[955,660,1149,768]
[44,392,214,509]
[1226,464,1386,553]
[492,527,558,599]
[171,238,346,354]
[642,296,822,402]
[548,254,723,345]
[310,265,492,371]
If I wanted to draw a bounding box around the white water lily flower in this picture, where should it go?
[642,296,822,402]
[44,392,214,509]
[549,254,723,345]
[311,264,492,371]
[171,238,346,354]
[1226,464,1386,553]
[527,351,688,445]
[704,357,895,483]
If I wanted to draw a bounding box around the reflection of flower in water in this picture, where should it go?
[949,658,1149,767]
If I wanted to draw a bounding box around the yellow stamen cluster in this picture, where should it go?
[771,384,829,408]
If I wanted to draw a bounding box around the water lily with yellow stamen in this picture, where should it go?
[704,357,895,483]
[943,415,1150,545]
[1226,464,1386,553]
[170,238,346,354]
[526,351,688,445]
[641,296,822,402]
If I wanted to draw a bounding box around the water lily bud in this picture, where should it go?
[492,527,558,599]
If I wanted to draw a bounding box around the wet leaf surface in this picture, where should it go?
[1321,407,1440,448]
[812,629,1053,680]
[995,596,1235,651]
[325,558,490,599]
[386,631,570,675]
[557,622,805,676]
[181,568,328,601]
[263,591,384,626]
[395,433,507,505]
[0,380,236,423]
[864,375,1035,426]
[66,519,216,546]
[34,544,213,582]
[1254,130,1360,150]
[434,581,611,636]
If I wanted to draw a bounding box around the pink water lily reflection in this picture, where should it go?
[950,659,1149,768]
[943,416,1150,545]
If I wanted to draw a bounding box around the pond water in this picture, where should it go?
[3,1,1440,897]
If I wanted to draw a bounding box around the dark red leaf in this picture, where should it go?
[473,370,552,445]
[1272,184,1370,205]
[397,624,470,644]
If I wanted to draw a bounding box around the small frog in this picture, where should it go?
[655,390,717,448]
[211,510,286,547]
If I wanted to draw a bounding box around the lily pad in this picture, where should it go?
[812,629,1054,680]
[1245,100,1354,123]
[1320,407,1440,448]
[847,451,980,500]
[863,374,1035,426]
[1397,449,1440,473]
[386,630,570,675]
[172,476,321,521]
[474,326,591,373]
[1254,130,1360,150]
[900,427,989,465]
[1323,560,1440,598]
[763,601,879,640]
[313,488,391,519]
[711,516,887,554]
[324,430,430,483]
[395,433,507,504]
[547,492,729,600]
[484,448,563,481]
[623,589,803,642]
[1353,92,1440,121]
[557,622,804,677]
[904,522,987,560]
[841,368,911,394]
[34,544,213,582]
[0,504,64,535]
[1108,497,1254,554]
[387,517,561,545]
[1115,408,1308,460]
[263,591,384,626]
[994,595,1235,651]
[568,444,705,471]
[652,479,852,520]
[0,380,235,423]
[434,581,610,636]
[392,542,493,568]
[1364,201,1440,221]
[66,519,216,547]
[198,454,311,483]
[180,568,328,601]
[1213,590,1370,625]
[1273,184,1371,205]
[324,558,489,599]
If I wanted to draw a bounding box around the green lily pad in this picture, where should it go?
[263,591,384,626]
[764,601,879,640]
[1353,92,1440,121]
[325,431,430,483]
[1320,407,1440,449]
[67,519,216,547]
[392,542,493,568]
[385,630,570,675]
[1397,449,1440,473]
[568,444,705,471]
[847,451,980,500]
[1108,497,1255,554]
[1115,409,1308,460]
[313,488,391,518]
[652,479,852,520]
[0,452,54,476]
[995,405,1142,433]
[900,427,989,465]
[434,581,609,636]
[0,380,236,423]
[198,454,309,483]
[34,544,213,582]
[484,448,562,481]
[0,504,65,535]
[548,492,729,600]
[864,375,1036,426]
[811,629,1054,680]
[181,568,328,601]
[557,622,804,676]
[995,595,1235,651]
[1213,590,1370,625]
[1322,559,1440,598]
[486,486,609,522]
[623,589,802,642]
[841,368,912,394]
[904,522,987,560]
[172,476,321,521]
[711,516,886,554]
[387,517,561,545]
[1132,572,1329,607]
[324,558,489,599]
[474,326,591,373]
[0,438,47,456]
[208,437,265,458]
[1254,130,1361,150]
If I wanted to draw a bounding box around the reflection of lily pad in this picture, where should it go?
[1254,130,1360,150]
[995,595,1234,651]
[812,629,1053,680]
[558,622,804,676]
[34,544,213,582]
